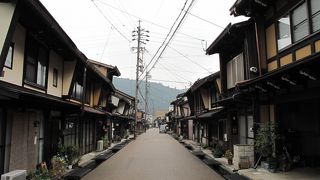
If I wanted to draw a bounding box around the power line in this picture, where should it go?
[149,35,204,44]
[159,55,206,58]
[106,1,133,34]
[150,79,190,84]
[114,0,136,28]
[95,0,204,41]
[184,11,224,29]
[140,0,190,77]
[100,27,113,61]
[158,63,192,84]
[147,0,196,75]
[153,67,209,74]
[169,46,211,73]
[148,40,202,49]
[143,48,186,84]
[92,0,131,42]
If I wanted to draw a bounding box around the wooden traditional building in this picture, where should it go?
[0,0,128,174]
[206,21,258,150]
[109,90,135,141]
[88,60,134,142]
[230,0,320,168]
[185,72,224,146]
[136,110,146,134]
[169,93,191,138]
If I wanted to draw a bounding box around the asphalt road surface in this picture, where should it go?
[83,128,224,180]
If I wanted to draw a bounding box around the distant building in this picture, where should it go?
[154,110,167,119]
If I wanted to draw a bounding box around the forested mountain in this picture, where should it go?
[113,77,185,113]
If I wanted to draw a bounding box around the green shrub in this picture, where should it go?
[58,145,78,165]
[101,135,109,149]
[50,156,67,179]
[224,149,233,160]
[29,162,50,180]
[255,123,279,158]
[213,143,225,158]
[124,129,129,139]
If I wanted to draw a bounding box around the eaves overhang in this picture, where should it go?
[20,0,88,63]
[187,71,220,94]
[86,62,116,92]
[206,20,252,55]
[236,52,320,91]
[229,0,270,17]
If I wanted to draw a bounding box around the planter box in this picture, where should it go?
[233,144,254,169]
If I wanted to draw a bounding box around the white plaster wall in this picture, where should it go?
[0,24,25,86]
[47,51,63,97]
[111,95,119,107]
[200,88,209,109]
[62,60,76,96]
[117,101,125,114]
[0,2,16,61]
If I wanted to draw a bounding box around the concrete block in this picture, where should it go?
[249,157,255,163]
[236,151,245,156]
[244,145,254,152]
[244,151,254,157]
[234,145,245,153]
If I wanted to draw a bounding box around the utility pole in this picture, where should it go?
[132,20,149,139]
[145,71,151,124]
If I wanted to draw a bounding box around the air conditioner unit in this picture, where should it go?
[97,140,104,151]
[1,170,26,180]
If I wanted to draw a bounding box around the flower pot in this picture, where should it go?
[228,159,233,165]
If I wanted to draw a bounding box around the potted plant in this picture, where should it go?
[29,162,50,180]
[213,141,225,158]
[58,145,78,168]
[254,123,279,172]
[50,156,67,179]
[224,149,233,165]
[114,135,121,142]
[101,135,109,149]
[123,129,129,139]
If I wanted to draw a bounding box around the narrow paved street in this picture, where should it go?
[83,128,223,180]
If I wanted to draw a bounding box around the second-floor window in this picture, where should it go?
[210,85,218,104]
[292,2,308,42]
[25,36,48,88]
[183,107,189,116]
[277,1,320,50]
[195,91,204,113]
[277,16,292,50]
[99,91,107,107]
[53,68,58,87]
[4,43,13,69]
[85,83,91,105]
[227,53,244,89]
[180,106,184,116]
[71,81,83,101]
[71,81,91,104]
[311,0,320,32]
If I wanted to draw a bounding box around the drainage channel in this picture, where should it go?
[64,139,132,180]
[171,134,249,180]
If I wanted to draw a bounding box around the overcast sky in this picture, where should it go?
[40,0,247,89]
